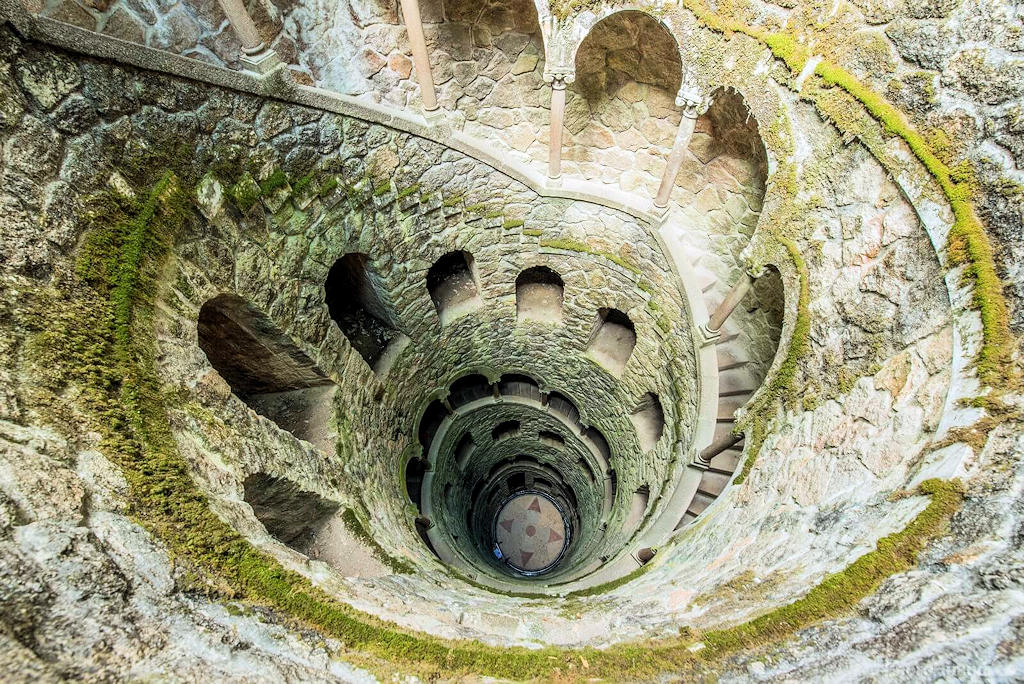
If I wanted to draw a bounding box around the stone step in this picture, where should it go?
[717,393,750,418]
[712,420,737,443]
[719,365,759,394]
[675,511,697,530]
[709,447,743,473]
[698,470,730,497]
[687,490,716,516]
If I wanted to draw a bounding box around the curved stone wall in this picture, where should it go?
[0,0,1021,678]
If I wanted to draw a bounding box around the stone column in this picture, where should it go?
[544,72,573,179]
[399,0,438,112]
[215,0,281,74]
[694,431,743,468]
[653,112,697,208]
[654,87,704,209]
[699,270,756,345]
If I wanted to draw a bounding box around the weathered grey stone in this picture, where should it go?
[14,50,81,110]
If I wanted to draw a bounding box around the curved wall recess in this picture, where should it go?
[624,484,650,533]
[498,373,542,401]
[491,420,521,442]
[427,250,482,326]
[455,433,476,471]
[449,373,493,406]
[418,399,450,450]
[586,308,636,377]
[197,294,336,449]
[405,457,428,510]
[538,430,565,449]
[324,252,404,370]
[630,393,665,452]
[516,266,564,323]
[573,10,683,97]
[546,391,583,432]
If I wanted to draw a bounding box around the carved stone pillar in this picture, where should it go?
[544,72,573,179]
[699,269,759,345]
[215,0,281,74]
[399,0,438,112]
[693,431,743,468]
[654,86,705,208]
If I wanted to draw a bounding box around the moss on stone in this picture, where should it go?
[540,237,642,275]
[684,0,1016,389]
[33,174,969,677]
[260,168,289,195]
[229,174,262,213]
[734,237,810,485]
[696,479,963,657]
[395,183,420,200]
[339,509,416,575]
[502,219,525,229]
[318,176,339,198]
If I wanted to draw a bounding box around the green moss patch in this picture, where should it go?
[540,237,642,274]
[682,0,1015,388]
[697,479,963,657]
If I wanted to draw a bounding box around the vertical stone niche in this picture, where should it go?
[324,252,407,372]
[586,308,636,377]
[427,250,483,326]
[516,266,564,323]
[629,392,665,452]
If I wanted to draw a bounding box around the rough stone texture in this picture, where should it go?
[0,0,1021,678]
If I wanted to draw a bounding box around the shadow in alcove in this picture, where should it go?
[198,293,339,455]
[243,473,394,579]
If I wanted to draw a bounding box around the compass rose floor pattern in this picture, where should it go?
[494,493,568,573]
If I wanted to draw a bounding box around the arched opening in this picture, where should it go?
[427,250,482,325]
[684,88,768,256]
[630,392,665,452]
[507,471,527,493]
[546,391,581,428]
[197,294,335,449]
[405,457,428,510]
[568,10,683,192]
[448,373,493,407]
[583,427,612,472]
[498,373,541,401]
[414,516,439,558]
[243,473,340,552]
[578,458,596,484]
[491,419,521,442]
[324,252,403,370]
[747,265,785,381]
[586,308,636,377]
[516,266,564,323]
[538,430,565,449]
[624,484,650,532]
[418,399,450,449]
[455,432,476,471]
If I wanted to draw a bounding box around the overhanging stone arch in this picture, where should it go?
[570,9,683,96]
[566,7,685,85]
[561,8,685,192]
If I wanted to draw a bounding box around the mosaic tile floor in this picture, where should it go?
[494,493,567,573]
